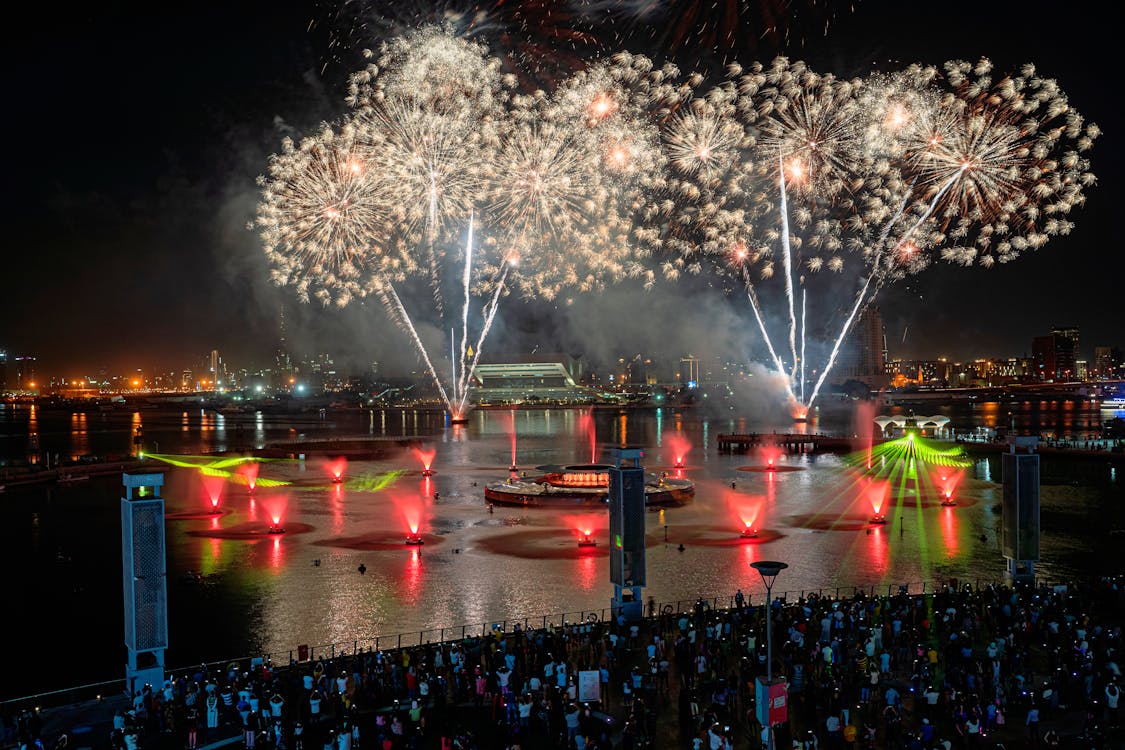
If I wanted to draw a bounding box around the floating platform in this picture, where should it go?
[484,464,694,508]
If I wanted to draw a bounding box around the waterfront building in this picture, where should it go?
[469,354,599,404]
[1052,325,1080,380]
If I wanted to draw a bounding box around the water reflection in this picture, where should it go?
[574,554,597,591]
[3,404,1122,686]
[69,412,88,460]
[269,535,284,572]
[940,506,959,558]
[399,548,423,606]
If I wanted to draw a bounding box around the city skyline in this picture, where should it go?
[3,0,1119,376]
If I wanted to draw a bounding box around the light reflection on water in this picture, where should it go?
[1,404,1122,692]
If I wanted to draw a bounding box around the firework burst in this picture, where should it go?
[648,56,1098,412]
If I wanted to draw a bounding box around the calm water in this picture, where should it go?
[1,401,1121,699]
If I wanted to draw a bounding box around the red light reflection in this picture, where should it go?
[269,535,284,571]
[399,547,423,605]
[941,506,959,556]
[575,554,597,590]
[867,526,888,575]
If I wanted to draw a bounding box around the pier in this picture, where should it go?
[716,432,866,453]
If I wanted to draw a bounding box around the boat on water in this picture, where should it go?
[1101,398,1125,409]
[484,463,694,507]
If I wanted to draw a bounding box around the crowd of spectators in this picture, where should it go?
[3,577,1123,750]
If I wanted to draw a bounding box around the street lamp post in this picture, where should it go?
[751,560,788,750]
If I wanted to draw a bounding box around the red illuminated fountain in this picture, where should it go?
[759,445,783,470]
[666,433,691,469]
[565,514,602,548]
[394,493,427,545]
[263,495,287,534]
[729,494,764,539]
[202,475,225,513]
[239,462,260,493]
[865,477,890,524]
[328,457,347,484]
[413,447,436,477]
[932,468,964,507]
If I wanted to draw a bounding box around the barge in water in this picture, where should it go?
[484,463,694,507]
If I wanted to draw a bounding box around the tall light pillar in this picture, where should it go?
[608,447,646,621]
[122,472,169,697]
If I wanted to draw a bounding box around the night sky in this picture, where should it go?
[4,0,1119,376]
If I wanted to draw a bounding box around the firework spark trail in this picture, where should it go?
[457,264,510,415]
[457,210,475,405]
[741,265,797,405]
[778,153,799,379]
[800,287,807,405]
[807,171,961,408]
[381,281,452,411]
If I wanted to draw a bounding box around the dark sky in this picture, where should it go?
[2,0,1119,376]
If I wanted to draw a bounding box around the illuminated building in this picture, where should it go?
[1052,326,1080,381]
[470,354,598,404]
[1094,346,1122,379]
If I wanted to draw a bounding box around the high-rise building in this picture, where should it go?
[1094,346,1122,379]
[0,349,7,391]
[210,349,221,389]
[839,307,889,386]
[15,356,37,391]
[1052,326,1080,380]
[1031,335,1056,382]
